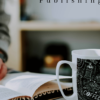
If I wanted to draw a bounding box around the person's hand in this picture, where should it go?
[0,58,7,80]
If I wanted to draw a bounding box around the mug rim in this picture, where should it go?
[72,49,100,58]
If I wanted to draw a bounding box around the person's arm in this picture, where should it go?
[0,0,11,80]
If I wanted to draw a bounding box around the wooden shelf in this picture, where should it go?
[20,21,100,31]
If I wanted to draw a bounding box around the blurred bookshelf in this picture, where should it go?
[6,0,100,73]
[19,20,100,75]
[20,21,100,31]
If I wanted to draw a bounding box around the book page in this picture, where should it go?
[0,72,70,85]
[0,72,31,85]
[1,73,72,97]
[33,81,72,97]
[33,81,72,99]
[0,85,30,100]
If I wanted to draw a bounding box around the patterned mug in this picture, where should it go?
[56,49,100,100]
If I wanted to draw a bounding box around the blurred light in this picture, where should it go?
[44,55,63,68]
[44,56,53,64]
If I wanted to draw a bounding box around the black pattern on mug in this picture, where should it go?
[77,58,100,100]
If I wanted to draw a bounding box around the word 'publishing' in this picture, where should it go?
[40,0,100,5]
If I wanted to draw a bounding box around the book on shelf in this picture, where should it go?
[0,72,73,100]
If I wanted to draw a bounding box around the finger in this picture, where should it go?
[0,63,7,80]
[0,58,3,69]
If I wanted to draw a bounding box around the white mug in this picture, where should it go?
[56,49,100,100]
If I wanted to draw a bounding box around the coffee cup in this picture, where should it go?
[56,49,100,100]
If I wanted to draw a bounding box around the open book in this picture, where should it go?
[0,72,72,100]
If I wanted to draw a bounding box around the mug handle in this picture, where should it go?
[56,60,78,100]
